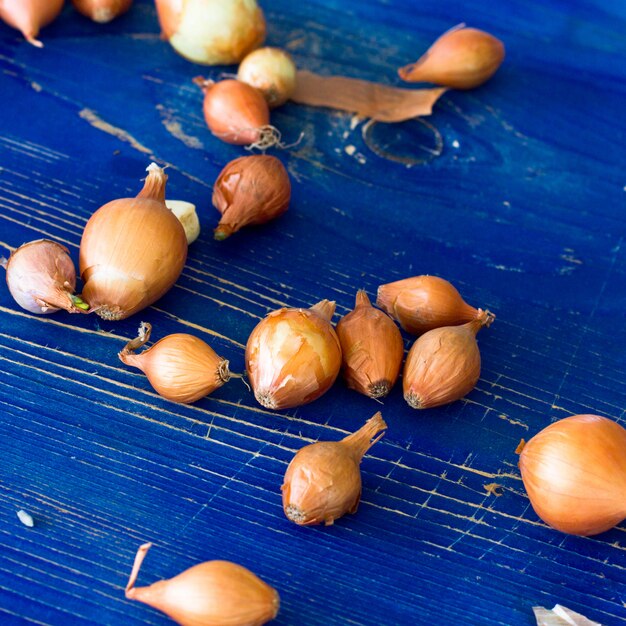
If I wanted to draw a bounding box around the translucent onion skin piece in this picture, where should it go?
[245,300,342,410]
[0,0,64,47]
[282,412,387,526]
[519,414,626,536]
[79,164,188,321]
[155,0,266,66]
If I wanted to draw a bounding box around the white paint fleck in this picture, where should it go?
[451,139,460,148]
[17,510,34,527]
[79,109,152,155]
[345,145,356,156]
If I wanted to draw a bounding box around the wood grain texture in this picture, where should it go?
[1,1,625,624]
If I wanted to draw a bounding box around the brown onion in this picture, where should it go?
[0,0,64,47]
[2,240,88,314]
[398,25,505,90]
[79,163,187,320]
[126,542,279,626]
[336,290,403,398]
[72,0,132,23]
[403,310,492,409]
[245,300,342,410]
[282,411,387,526]
[194,78,280,148]
[155,0,266,66]
[519,414,626,536]
[119,323,231,403]
[212,155,291,240]
[377,275,489,335]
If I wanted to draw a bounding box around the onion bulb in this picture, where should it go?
[0,0,64,47]
[195,78,280,148]
[237,47,297,108]
[2,240,88,314]
[125,542,280,626]
[119,322,232,403]
[79,163,188,320]
[519,414,626,536]
[71,0,133,23]
[245,300,342,410]
[155,0,266,66]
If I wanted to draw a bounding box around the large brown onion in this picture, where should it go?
[79,163,187,320]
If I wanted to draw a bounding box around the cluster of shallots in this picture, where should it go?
[0,0,132,47]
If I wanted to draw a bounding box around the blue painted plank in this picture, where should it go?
[1,1,626,625]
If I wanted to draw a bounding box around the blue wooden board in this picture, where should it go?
[1,0,625,624]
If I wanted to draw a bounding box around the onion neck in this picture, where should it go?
[341,411,387,460]
[137,164,168,203]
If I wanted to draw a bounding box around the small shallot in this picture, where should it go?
[398,25,505,90]
[212,155,291,240]
[336,290,403,398]
[125,542,279,626]
[377,275,491,335]
[245,300,342,410]
[403,309,493,409]
[119,323,232,403]
[282,411,387,525]
[519,414,626,536]
[194,78,280,148]
[155,0,266,65]
[237,47,297,108]
[2,240,88,314]
[72,0,132,23]
[79,163,188,320]
[0,0,64,47]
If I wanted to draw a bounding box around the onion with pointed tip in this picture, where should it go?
[282,412,387,526]
[125,542,279,626]
[2,240,88,314]
[0,0,64,47]
[79,163,187,320]
[72,0,132,23]
[245,300,342,410]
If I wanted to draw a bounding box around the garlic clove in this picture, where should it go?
[336,290,404,398]
[402,310,491,409]
[0,0,64,47]
[2,240,88,315]
[376,275,490,335]
[79,162,188,321]
[212,155,291,240]
[245,300,342,410]
[126,543,279,626]
[166,200,201,244]
[282,412,387,525]
[398,25,505,90]
[71,0,133,23]
[119,323,231,404]
[237,47,297,108]
[157,0,266,66]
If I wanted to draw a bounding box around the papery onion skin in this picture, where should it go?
[377,275,485,335]
[519,414,626,536]
[336,290,404,398]
[0,0,64,47]
[126,543,279,626]
[119,324,230,404]
[2,240,87,315]
[237,47,297,108]
[398,25,505,90]
[156,0,266,66]
[282,412,387,526]
[196,78,271,146]
[72,0,133,23]
[79,163,188,321]
[403,310,491,409]
[245,300,342,410]
[212,155,291,240]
